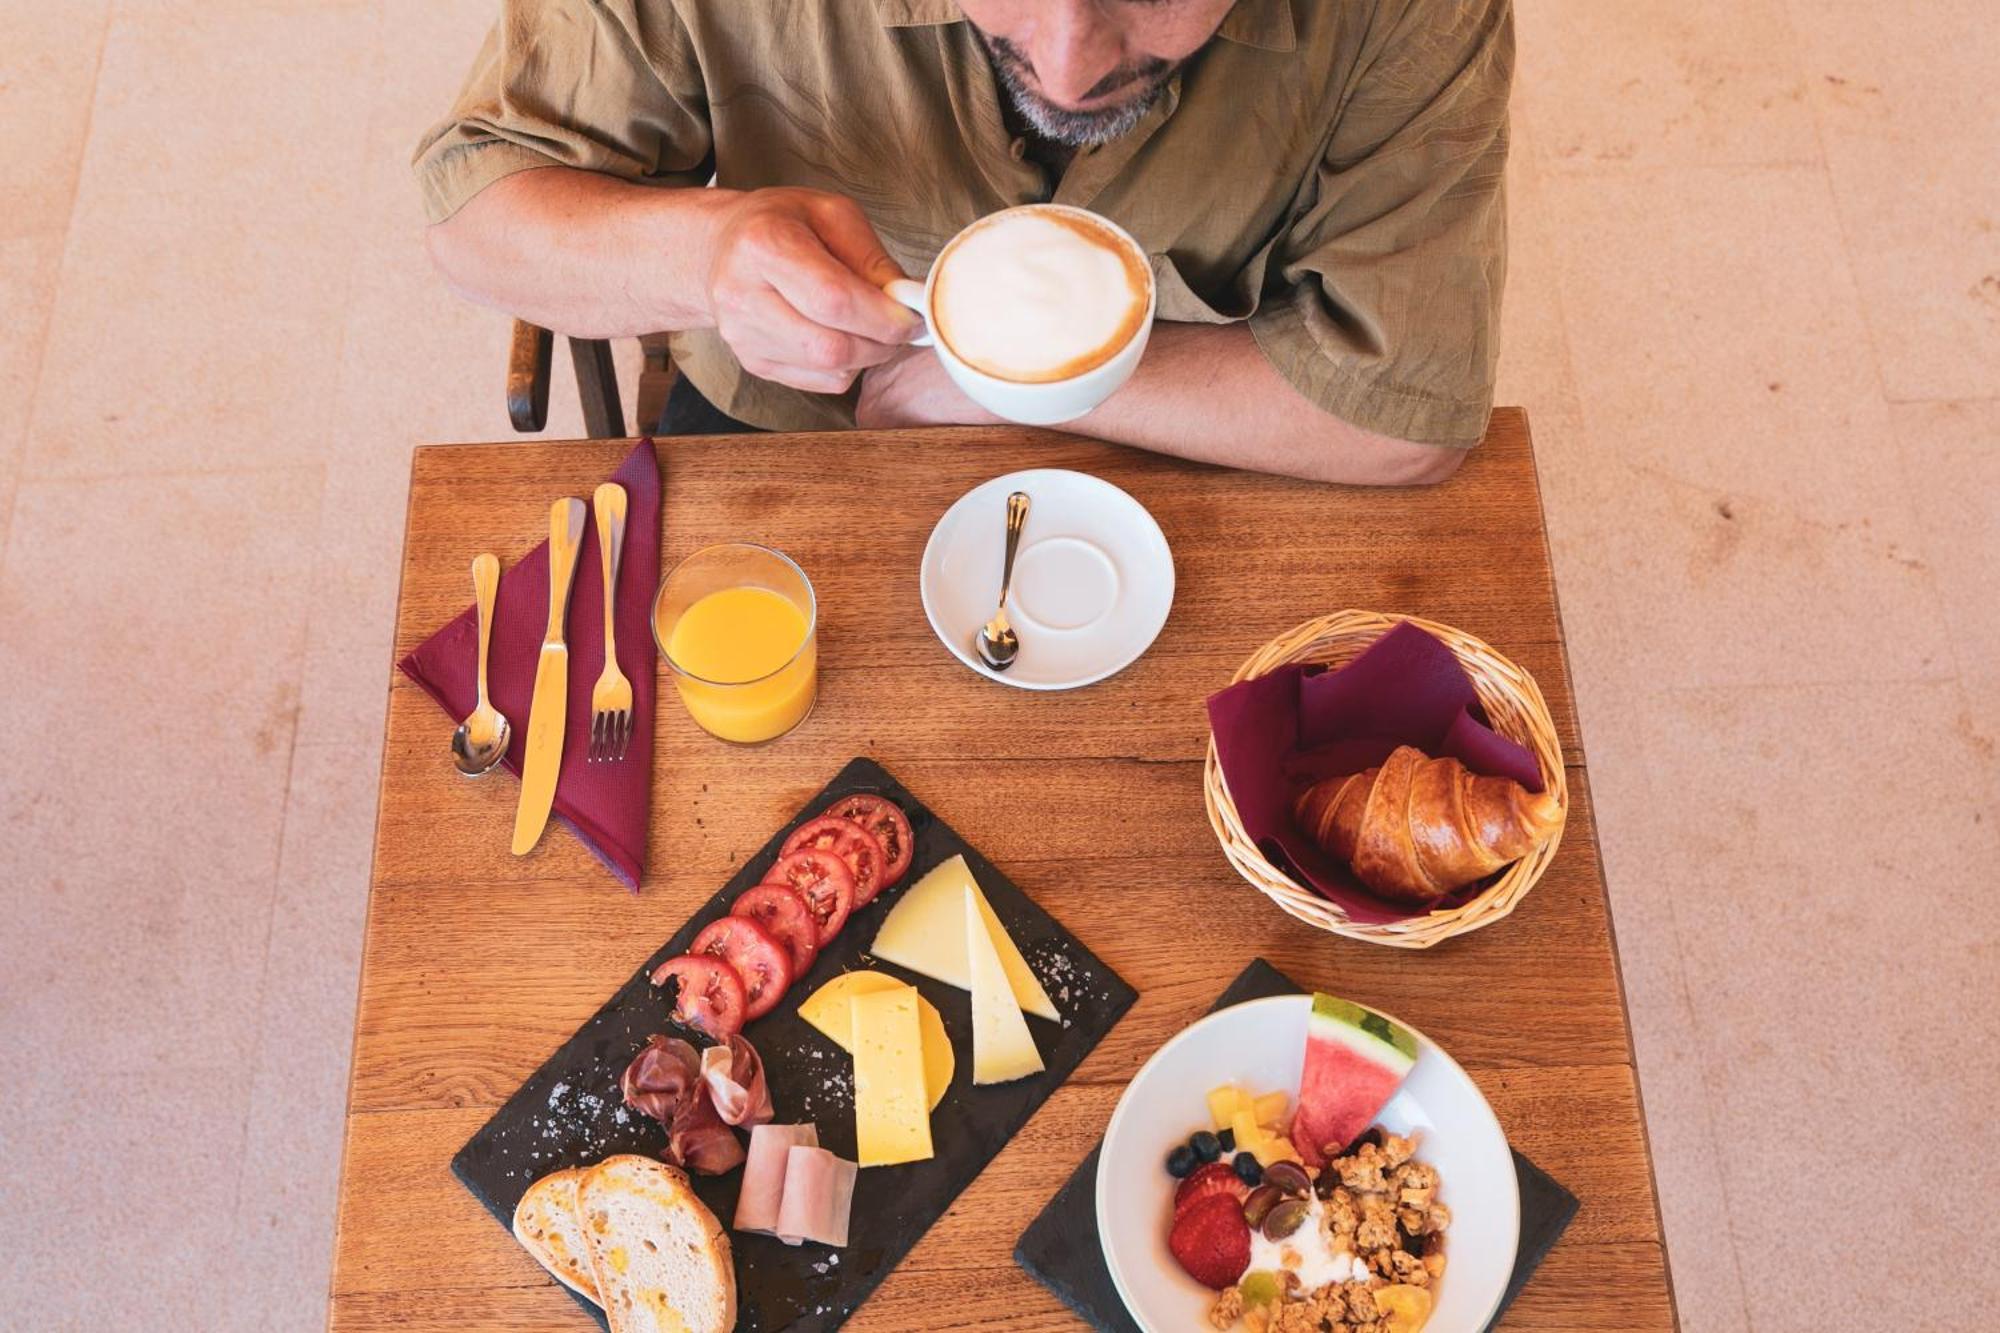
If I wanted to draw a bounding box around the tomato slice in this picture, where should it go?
[780,815,887,907]
[648,953,747,1040]
[689,916,794,1022]
[761,848,854,946]
[824,794,914,890]
[731,882,820,979]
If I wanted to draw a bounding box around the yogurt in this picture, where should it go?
[1245,1194,1371,1290]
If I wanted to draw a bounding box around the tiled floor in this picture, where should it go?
[1,2,1994,1329]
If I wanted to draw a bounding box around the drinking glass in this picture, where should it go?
[652,543,817,744]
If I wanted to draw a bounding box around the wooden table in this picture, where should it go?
[331,411,1676,1330]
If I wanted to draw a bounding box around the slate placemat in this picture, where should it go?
[1014,959,1579,1331]
[454,757,1137,1331]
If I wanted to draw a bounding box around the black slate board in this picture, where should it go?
[1014,960,1580,1332]
[454,757,1137,1331]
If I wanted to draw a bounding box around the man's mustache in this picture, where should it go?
[984,33,1174,103]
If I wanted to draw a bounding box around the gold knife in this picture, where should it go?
[511,496,589,856]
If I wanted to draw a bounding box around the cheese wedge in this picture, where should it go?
[797,970,954,1109]
[849,984,934,1166]
[965,885,1044,1084]
[869,855,1058,1021]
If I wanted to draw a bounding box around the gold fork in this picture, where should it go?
[588,481,632,762]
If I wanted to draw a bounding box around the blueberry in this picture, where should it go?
[1190,1130,1222,1163]
[1166,1144,1197,1178]
[1232,1153,1263,1185]
[1217,1128,1236,1153]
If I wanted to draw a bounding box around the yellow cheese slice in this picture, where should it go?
[849,984,934,1166]
[868,855,1059,1021]
[965,885,1044,1085]
[797,970,954,1110]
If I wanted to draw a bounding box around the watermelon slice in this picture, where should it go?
[1292,994,1418,1168]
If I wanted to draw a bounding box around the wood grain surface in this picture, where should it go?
[330,412,1676,1330]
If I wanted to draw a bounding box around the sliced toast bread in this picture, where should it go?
[576,1155,736,1333]
[512,1167,601,1305]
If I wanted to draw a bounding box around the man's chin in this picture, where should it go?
[1008,82,1169,147]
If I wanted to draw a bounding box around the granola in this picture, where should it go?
[1208,1129,1445,1333]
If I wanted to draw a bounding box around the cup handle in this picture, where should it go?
[883,278,935,348]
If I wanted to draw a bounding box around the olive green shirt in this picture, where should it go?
[415,0,1512,445]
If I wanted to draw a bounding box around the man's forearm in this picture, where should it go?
[1063,324,1466,486]
[425,168,740,339]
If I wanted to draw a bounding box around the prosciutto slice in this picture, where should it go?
[699,1036,774,1127]
[670,1084,747,1175]
[619,1033,763,1176]
[620,1035,701,1124]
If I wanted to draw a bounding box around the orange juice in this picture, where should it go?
[664,584,816,743]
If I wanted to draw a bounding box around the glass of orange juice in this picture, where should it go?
[652,543,818,744]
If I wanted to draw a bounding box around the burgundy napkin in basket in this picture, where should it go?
[1206,622,1544,924]
[399,439,660,889]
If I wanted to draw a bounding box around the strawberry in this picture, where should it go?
[1167,1193,1252,1290]
[1173,1161,1250,1219]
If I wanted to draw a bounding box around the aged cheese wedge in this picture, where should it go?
[849,984,934,1166]
[797,971,954,1109]
[965,885,1044,1085]
[869,855,1059,1021]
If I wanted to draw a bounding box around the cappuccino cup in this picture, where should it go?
[886,204,1156,426]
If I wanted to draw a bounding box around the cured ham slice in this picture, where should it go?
[734,1124,819,1233]
[700,1036,774,1127]
[670,1086,747,1175]
[774,1146,857,1248]
[620,1032,767,1176]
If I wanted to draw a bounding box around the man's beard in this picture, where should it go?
[978,31,1180,147]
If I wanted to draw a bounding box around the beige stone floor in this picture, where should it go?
[1,1,1994,1329]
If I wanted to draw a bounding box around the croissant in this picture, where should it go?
[1292,745,1564,904]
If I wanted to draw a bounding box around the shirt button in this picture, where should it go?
[1009,137,1027,160]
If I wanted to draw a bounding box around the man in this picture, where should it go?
[417,0,1511,485]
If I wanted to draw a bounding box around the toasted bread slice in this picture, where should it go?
[576,1155,736,1333]
[512,1167,601,1305]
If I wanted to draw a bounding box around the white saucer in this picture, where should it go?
[920,469,1174,691]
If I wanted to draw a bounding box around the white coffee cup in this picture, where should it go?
[885,204,1157,427]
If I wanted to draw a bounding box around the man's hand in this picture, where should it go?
[703,189,926,394]
[855,347,1007,429]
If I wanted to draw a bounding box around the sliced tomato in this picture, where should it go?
[780,815,886,906]
[761,848,854,946]
[690,916,793,1021]
[824,794,914,890]
[648,953,747,1040]
[730,882,820,979]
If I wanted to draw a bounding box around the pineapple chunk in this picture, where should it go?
[1254,1091,1289,1128]
[1207,1084,1250,1131]
[1230,1110,1269,1157]
[1232,1109,1300,1165]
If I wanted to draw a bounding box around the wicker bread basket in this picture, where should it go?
[1203,610,1567,949]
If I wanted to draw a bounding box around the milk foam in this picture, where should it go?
[932,210,1149,384]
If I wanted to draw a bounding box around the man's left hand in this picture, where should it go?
[855,348,1006,429]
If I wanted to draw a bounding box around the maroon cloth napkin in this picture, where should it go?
[399,440,661,889]
[1205,622,1544,923]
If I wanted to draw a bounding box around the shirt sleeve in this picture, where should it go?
[412,0,714,224]
[1248,0,1514,447]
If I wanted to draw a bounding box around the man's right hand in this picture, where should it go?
[702,188,925,395]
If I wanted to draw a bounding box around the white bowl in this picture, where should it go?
[1096,995,1518,1332]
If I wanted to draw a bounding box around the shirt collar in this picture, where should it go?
[1215,0,1297,53]
[875,0,1297,53]
[872,0,963,27]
